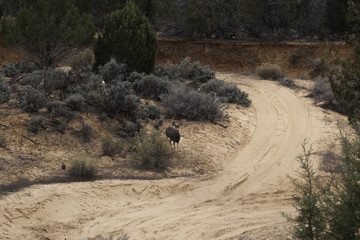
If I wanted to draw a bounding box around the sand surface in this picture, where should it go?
[0,73,348,239]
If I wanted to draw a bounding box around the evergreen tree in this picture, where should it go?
[1,0,95,69]
[289,143,325,240]
[321,128,360,240]
[93,0,157,74]
[326,0,349,34]
[328,0,360,123]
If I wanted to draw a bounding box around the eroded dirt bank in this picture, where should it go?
[0,73,349,240]
[156,38,353,78]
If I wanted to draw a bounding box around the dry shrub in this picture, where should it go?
[73,124,93,142]
[102,135,123,156]
[133,131,173,170]
[257,63,283,80]
[26,116,46,134]
[68,49,94,72]
[69,151,97,180]
[311,76,342,113]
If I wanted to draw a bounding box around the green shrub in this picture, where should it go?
[201,79,251,107]
[27,70,45,89]
[68,49,94,72]
[153,64,184,81]
[1,60,36,77]
[163,85,219,121]
[100,82,140,117]
[27,116,46,134]
[1,63,20,77]
[187,61,215,86]
[101,135,123,156]
[93,1,157,74]
[47,100,67,117]
[117,122,140,139]
[201,78,225,93]
[132,74,170,100]
[142,104,161,120]
[153,58,215,85]
[0,81,10,104]
[220,83,251,106]
[280,78,295,87]
[66,75,106,106]
[19,88,48,112]
[99,58,127,83]
[257,63,283,80]
[133,130,173,169]
[65,94,86,111]
[69,151,97,180]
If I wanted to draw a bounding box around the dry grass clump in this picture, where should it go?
[133,131,173,170]
[257,63,283,80]
[68,49,94,72]
[69,151,98,180]
[102,135,123,157]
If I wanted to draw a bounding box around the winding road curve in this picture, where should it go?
[0,74,335,239]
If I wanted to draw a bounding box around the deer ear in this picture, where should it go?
[172,122,175,126]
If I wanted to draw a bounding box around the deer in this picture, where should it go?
[166,121,181,149]
[43,70,75,100]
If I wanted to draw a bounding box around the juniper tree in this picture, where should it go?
[328,0,360,124]
[289,143,326,240]
[93,0,157,74]
[1,0,95,69]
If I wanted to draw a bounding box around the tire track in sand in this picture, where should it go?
[0,74,329,240]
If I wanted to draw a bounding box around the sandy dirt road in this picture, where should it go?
[0,73,346,239]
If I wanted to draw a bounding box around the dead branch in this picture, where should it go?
[22,135,39,145]
[215,121,228,128]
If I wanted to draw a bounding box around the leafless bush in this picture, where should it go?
[102,135,123,156]
[311,76,342,113]
[68,49,94,72]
